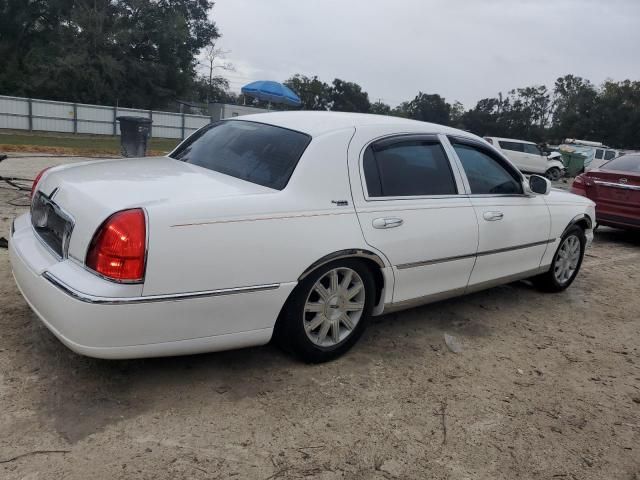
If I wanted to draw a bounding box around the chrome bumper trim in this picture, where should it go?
[42,271,280,305]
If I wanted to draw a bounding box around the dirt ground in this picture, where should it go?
[1,155,639,480]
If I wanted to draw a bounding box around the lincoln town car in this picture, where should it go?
[9,112,595,362]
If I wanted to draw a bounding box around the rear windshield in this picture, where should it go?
[602,154,640,173]
[170,120,311,190]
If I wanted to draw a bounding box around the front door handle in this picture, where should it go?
[372,217,404,229]
[483,211,504,221]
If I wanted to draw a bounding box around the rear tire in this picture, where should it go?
[275,259,375,363]
[532,225,586,292]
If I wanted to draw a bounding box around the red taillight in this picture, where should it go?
[31,167,52,198]
[571,174,587,196]
[86,209,146,282]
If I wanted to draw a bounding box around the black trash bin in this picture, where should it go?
[117,116,152,158]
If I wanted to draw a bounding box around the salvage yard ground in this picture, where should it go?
[0,130,180,156]
[0,154,639,479]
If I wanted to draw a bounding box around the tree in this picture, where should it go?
[592,80,640,149]
[201,41,234,103]
[551,75,598,141]
[284,74,331,110]
[404,93,451,124]
[329,78,371,113]
[449,101,465,127]
[0,0,220,109]
[370,100,391,116]
[390,101,411,118]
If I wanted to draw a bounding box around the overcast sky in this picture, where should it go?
[209,0,640,107]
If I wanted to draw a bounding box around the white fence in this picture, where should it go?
[0,95,212,139]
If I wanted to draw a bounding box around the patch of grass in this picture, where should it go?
[0,130,180,156]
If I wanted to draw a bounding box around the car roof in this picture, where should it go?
[234,110,475,139]
[488,136,538,145]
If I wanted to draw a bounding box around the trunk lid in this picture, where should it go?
[585,169,640,223]
[36,156,274,260]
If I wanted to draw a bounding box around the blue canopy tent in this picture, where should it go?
[241,81,302,109]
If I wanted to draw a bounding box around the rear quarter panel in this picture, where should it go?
[141,128,384,296]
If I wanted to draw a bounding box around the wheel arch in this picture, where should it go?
[298,249,387,308]
[564,213,593,235]
[272,249,388,341]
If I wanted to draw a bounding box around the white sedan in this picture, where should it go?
[9,112,595,362]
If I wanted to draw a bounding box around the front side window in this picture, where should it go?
[363,139,457,197]
[604,150,617,161]
[499,141,524,152]
[170,120,311,190]
[451,140,523,195]
[523,144,542,156]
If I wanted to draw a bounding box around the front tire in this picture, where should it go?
[275,259,375,363]
[545,167,562,182]
[532,225,586,292]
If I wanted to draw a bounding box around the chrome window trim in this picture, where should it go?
[396,239,555,270]
[42,271,280,305]
[446,135,528,196]
[358,132,468,202]
[593,180,640,191]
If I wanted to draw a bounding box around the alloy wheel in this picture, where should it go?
[303,267,366,347]
[554,235,581,284]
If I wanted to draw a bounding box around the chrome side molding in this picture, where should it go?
[397,239,555,270]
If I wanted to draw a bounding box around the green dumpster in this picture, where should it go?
[560,151,587,177]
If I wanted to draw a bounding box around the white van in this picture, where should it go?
[485,137,565,181]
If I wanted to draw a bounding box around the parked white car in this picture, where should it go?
[10,112,595,362]
[485,137,566,180]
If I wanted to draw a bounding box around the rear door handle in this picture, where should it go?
[372,217,404,229]
[483,211,504,221]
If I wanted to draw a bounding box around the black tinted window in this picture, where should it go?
[595,149,604,159]
[603,154,640,172]
[451,141,523,195]
[364,139,457,197]
[170,120,311,190]
[499,141,524,152]
[523,144,541,155]
[604,150,616,161]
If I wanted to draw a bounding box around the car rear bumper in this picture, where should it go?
[9,213,296,359]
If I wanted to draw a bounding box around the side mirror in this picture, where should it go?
[527,175,551,195]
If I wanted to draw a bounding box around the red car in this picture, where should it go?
[571,153,640,230]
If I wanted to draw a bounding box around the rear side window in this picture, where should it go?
[170,120,311,190]
[498,141,524,152]
[602,154,640,172]
[604,150,616,161]
[451,140,523,195]
[595,149,604,159]
[363,139,457,197]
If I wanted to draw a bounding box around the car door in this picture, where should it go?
[447,136,552,290]
[348,130,479,305]
[498,140,528,172]
[522,143,545,173]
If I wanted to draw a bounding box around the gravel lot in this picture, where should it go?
[1,155,639,479]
